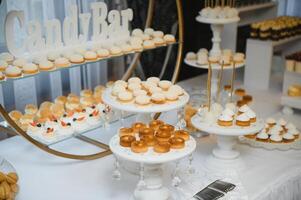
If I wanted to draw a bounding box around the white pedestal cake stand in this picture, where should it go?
[102,88,190,123]
[109,134,196,200]
[195,16,240,56]
[191,115,264,170]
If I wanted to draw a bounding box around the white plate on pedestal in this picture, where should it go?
[196,16,240,24]
[184,59,245,70]
[102,88,190,113]
[109,134,196,164]
[191,115,264,136]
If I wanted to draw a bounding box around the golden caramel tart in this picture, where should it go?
[120,135,136,147]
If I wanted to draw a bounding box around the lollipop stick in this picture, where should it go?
[230,61,236,102]
[207,62,212,111]
[217,61,224,103]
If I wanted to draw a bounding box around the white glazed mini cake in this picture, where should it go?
[143,40,155,49]
[0,60,8,71]
[70,54,84,64]
[217,113,233,126]
[135,95,151,106]
[130,37,143,46]
[39,60,54,71]
[146,77,160,85]
[153,31,164,38]
[185,52,197,60]
[163,34,176,43]
[236,113,250,127]
[47,52,60,61]
[168,85,184,96]
[55,57,70,68]
[5,65,22,78]
[144,28,154,36]
[111,85,126,96]
[23,63,39,74]
[84,51,97,61]
[121,44,133,53]
[128,83,142,91]
[270,134,283,143]
[118,91,133,103]
[97,48,110,58]
[158,80,172,91]
[153,37,165,46]
[110,46,122,56]
[233,53,245,63]
[133,89,147,97]
[220,55,231,65]
[256,130,269,142]
[114,80,128,88]
[128,77,141,84]
[132,28,144,37]
[0,52,14,63]
[13,58,27,68]
[141,34,151,41]
[197,52,208,65]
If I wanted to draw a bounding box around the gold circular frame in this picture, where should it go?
[0,0,184,160]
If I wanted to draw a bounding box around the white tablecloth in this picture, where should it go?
[1,75,301,200]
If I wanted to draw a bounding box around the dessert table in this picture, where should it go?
[1,75,301,200]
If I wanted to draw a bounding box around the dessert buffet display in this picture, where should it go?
[285,51,301,73]
[184,48,245,69]
[240,118,301,150]
[250,16,301,41]
[110,120,196,200]
[0,28,175,82]
[7,85,110,144]
[102,77,189,114]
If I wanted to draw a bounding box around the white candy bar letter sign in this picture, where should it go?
[4,3,133,58]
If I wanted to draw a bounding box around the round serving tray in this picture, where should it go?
[191,115,264,136]
[109,134,196,164]
[102,88,190,113]
[196,15,240,24]
[239,136,301,151]
[184,58,245,70]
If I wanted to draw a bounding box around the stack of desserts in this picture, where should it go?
[250,16,301,41]
[119,120,190,153]
[109,77,185,106]
[245,118,299,144]
[8,85,109,143]
[0,28,176,80]
[285,51,301,73]
[185,48,245,66]
[199,0,239,20]
[198,100,257,128]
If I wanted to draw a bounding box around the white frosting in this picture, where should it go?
[128,83,141,91]
[110,46,122,55]
[97,49,110,57]
[153,31,164,38]
[168,85,184,96]
[222,108,235,116]
[147,77,160,84]
[283,133,294,140]
[269,129,281,135]
[132,28,144,37]
[271,125,283,132]
[197,52,208,65]
[118,91,133,101]
[70,54,84,62]
[111,85,126,96]
[55,57,69,65]
[277,118,287,126]
[13,58,27,67]
[151,92,165,101]
[198,48,208,55]
[186,52,197,60]
[133,90,147,97]
[238,105,250,113]
[149,86,163,94]
[47,52,60,60]
[144,28,154,35]
[143,40,155,48]
[153,37,165,45]
[114,80,127,88]
[270,134,283,142]
[130,37,143,45]
[39,60,54,69]
[257,131,269,139]
[128,77,141,84]
[5,66,21,75]
[135,95,150,105]
[163,34,175,42]
[23,63,38,72]
[0,52,14,62]
[121,44,133,52]
[165,91,178,101]
[236,113,250,122]
[84,51,97,59]
[246,110,256,118]
[218,114,233,121]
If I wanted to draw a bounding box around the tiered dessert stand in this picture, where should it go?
[109,134,196,200]
[191,115,264,170]
[0,0,185,161]
[184,13,244,99]
[103,85,195,200]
